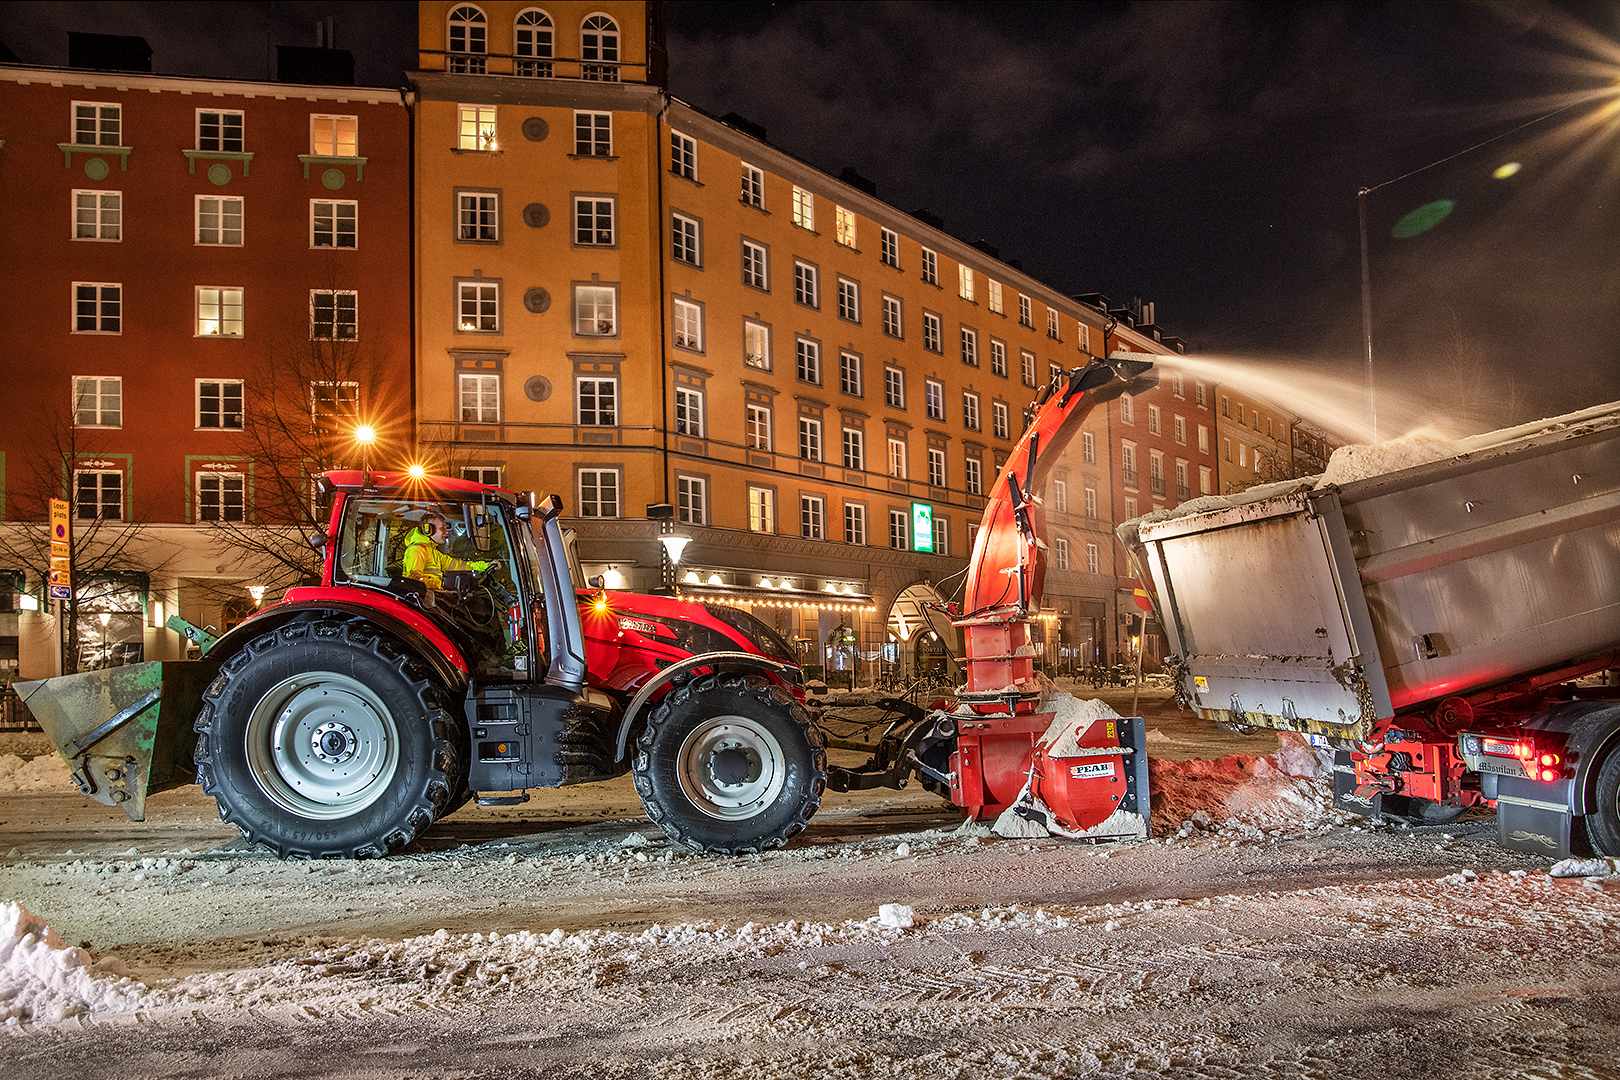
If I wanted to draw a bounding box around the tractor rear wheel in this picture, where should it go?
[634,674,826,855]
[194,620,461,858]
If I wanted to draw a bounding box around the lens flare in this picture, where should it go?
[1391,199,1455,238]
[1493,161,1522,178]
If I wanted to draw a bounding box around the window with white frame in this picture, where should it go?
[458,191,499,242]
[1200,465,1213,494]
[462,466,502,486]
[1196,381,1207,407]
[921,248,938,285]
[677,475,706,525]
[574,111,611,156]
[75,470,123,520]
[1174,415,1186,444]
[197,110,243,152]
[197,471,245,523]
[922,311,942,352]
[844,503,867,545]
[794,261,818,307]
[74,283,121,333]
[958,264,975,301]
[310,290,357,340]
[884,365,904,408]
[791,186,814,230]
[987,278,1003,314]
[312,199,357,248]
[928,447,946,487]
[887,437,906,479]
[1018,293,1033,327]
[741,162,764,208]
[837,277,859,322]
[741,239,768,289]
[798,416,821,461]
[748,486,775,533]
[992,401,1009,440]
[924,379,943,421]
[197,380,243,429]
[577,378,617,425]
[1119,393,1134,424]
[458,281,499,333]
[1053,479,1068,513]
[74,376,121,427]
[73,102,120,146]
[842,426,864,470]
[675,386,704,437]
[579,469,620,516]
[310,114,358,156]
[880,227,899,267]
[1021,350,1036,387]
[196,286,243,336]
[514,8,554,76]
[881,294,902,337]
[1121,441,1138,489]
[990,339,1007,378]
[580,13,620,79]
[1125,496,1138,518]
[1085,485,1097,518]
[1050,362,1064,384]
[458,373,499,424]
[1054,537,1070,570]
[310,381,358,434]
[962,391,980,430]
[961,326,978,366]
[932,516,950,556]
[1148,404,1161,435]
[1082,431,1095,463]
[800,494,825,540]
[448,4,488,72]
[670,130,696,180]
[673,297,702,351]
[671,211,701,263]
[746,404,772,450]
[832,353,860,400]
[964,455,982,495]
[745,320,770,369]
[835,205,856,247]
[1172,372,1185,398]
[1176,458,1190,501]
[458,104,497,151]
[74,190,121,241]
[796,338,820,384]
[1087,542,1100,574]
[574,283,616,336]
[1198,424,1209,453]
[574,196,614,245]
[888,509,909,550]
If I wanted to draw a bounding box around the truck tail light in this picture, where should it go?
[1536,750,1562,783]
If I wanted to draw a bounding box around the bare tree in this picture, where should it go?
[0,403,171,675]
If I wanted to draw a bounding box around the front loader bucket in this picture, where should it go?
[15,660,218,821]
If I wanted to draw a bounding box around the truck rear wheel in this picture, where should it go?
[194,621,460,859]
[633,674,826,855]
[1588,749,1620,857]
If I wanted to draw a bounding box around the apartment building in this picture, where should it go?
[1214,387,1294,494]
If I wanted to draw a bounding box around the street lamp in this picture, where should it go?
[97,611,111,669]
[658,534,691,594]
[353,424,376,483]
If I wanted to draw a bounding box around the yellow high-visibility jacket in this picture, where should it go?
[402,527,488,589]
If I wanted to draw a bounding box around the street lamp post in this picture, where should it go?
[353,424,376,483]
[98,610,112,669]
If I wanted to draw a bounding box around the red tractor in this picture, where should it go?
[26,473,824,859]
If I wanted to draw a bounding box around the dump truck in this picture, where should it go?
[1122,400,1620,858]
[19,475,824,858]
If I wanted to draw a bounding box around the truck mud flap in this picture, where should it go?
[1493,773,1578,859]
[15,660,218,821]
[1332,750,1383,818]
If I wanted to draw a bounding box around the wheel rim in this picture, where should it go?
[676,715,787,821]
[244,672,400,819]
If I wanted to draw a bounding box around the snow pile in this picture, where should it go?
[0,753,71,794]
[0,902,151,1024]
[1551,857,1620,879]
[1319,428,1459,486]
[1152,732,1335,835]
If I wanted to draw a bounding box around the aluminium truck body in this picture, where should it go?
[1126,401,1620,858]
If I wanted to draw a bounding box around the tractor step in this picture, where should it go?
[475,792,531,806]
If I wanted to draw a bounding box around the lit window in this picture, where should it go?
[748,487,775,533]
[671,212,701,264]
[196,110,243,153]
[670,130,697,180]
[744,321,770,370]
[675,386,704,437]
[579,469,621,516]
[310,290,358,340]
[741,163,765,208]
[458,281,499,333]
[74,376,122,427]
[73,283,121,334]
[581,14,620,80]
[73,190,121,241]
[844,503,867,545]
[310,114,357,156]
[458,104,497,150]
[197,472,245,523]
[459,373,499,423]
[577,379,617,425]
[958,264,975,301]
[987,279,1003,314]
[312,199,357,248]
[458,191,499,242]
[791,186,814,230]
[574,284,616,336]
[515,9,554,77]
[448,5,488,73]
[197,380,243,430]
[880,227,899,268]
[574,111,611,156]
[574,197,614,246]
[72,102,120,146]
[673,297,703,351]
[835,205,856,247]
[196,287,244,337]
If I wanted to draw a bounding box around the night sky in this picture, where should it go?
[6,0,1619,435]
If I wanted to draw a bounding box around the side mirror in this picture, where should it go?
[308,531,328,551]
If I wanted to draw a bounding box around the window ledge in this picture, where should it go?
[60,143,132,170]
[299,154,368,180]
[184,150,255,176]
[568,153,619,162]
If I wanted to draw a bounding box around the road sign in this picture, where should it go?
[49,498,72,598]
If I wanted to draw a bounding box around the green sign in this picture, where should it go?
[912,503,933,552]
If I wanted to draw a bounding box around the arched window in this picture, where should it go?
[447,5,487,74]
[515,9,554,77]
[580,14,619,81]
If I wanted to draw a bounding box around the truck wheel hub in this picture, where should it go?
[312,722,359,764]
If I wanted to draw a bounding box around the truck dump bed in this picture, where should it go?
[1125,402,1620,740]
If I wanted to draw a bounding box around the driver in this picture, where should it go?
[402,512,495,589]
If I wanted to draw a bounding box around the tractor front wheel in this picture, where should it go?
[634,674,826,855]
[194,621,461,858]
